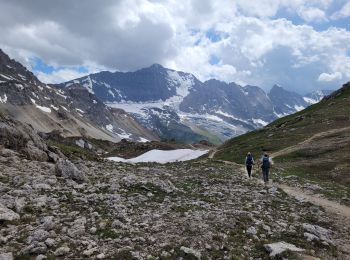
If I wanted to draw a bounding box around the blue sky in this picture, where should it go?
[0,0,350,94]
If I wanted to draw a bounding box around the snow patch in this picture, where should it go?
[60,105,69,111]
[76,108,85,114]
[0,94,8,104]
[82,76,94,94]
[50,104,59,111]
[0,73,13,80]
[303,97,317,104]
[56,89,67,99]
[108,149,208,164]
[18,74,27,80]
[108,90,115,98]
[138,137,149,143]
[252,118,268,126]
[294,105,305,111]
[36,105,51,113]
[106,124,114,132]
[167,70,194,98]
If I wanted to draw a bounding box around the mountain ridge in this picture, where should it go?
[62,64,331,143]
[0,49,158,143]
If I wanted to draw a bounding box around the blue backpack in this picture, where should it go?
[262,156,270,168]
[246,155,253,166]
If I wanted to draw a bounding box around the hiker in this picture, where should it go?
[245,152,254,178]
[260,153,271,184]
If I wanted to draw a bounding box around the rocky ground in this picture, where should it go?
[0,152,350,259]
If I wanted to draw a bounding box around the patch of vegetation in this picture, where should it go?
[47,140,100,161]
[122,183,169,203]
[96,227,120,239]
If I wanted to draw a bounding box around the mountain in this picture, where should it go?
[303,89,333,104]
[63,65,330,143]
[0,49,158,142]
[215,82,350,203]
[268,84,308,116]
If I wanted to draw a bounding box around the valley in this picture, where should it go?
[0,50,349,259]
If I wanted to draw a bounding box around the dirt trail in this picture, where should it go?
[270,126,350,158]
[279,184,350,222]
[207,127,350,222]
[211,158,350,223]
[208,149,218,159]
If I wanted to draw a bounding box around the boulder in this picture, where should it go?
[54,246,70,256]
[0,203,20,221]
[0,252,13,260]
[264,241,304,257]
[302,223,333,245]
[55,159,87,183]
[180,246,201,259]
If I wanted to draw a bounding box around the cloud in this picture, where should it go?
[318,72,342,82]
[297,7,327,22]
[36,68,88,84]
[331,1,350,19]
[0,0,349,93]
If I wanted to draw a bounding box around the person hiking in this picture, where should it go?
[260,153,271,184]
[245,152,254,178]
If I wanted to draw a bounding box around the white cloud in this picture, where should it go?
[0,0,349,93]
[36,68,88,84]
[318,72,342,82]
[297,7,327,22]
[331,1,350,19]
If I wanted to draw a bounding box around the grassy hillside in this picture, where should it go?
[215,82,350,204]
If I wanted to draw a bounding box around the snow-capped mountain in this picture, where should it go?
[64,65,329,144]
[303,90,333,104]
[268,84,309,116]
[0,49,158,142]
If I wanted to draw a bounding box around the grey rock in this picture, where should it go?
[40,216,55,231]
[0,252,13,260]
[31,229,50,243]
[54,246,70,256]
[264,241,304,257]
[180,246,201,259]
[35,255,47,260]
[55,159,87,183]
[45,238,56,247]
[0,203,20,221]
[302,223,334,244]
[96,253,106,259]
[246,226,257,235]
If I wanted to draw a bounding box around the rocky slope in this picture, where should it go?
[0,154,349,259]
[0,49,158,143]
[63,65,330,144]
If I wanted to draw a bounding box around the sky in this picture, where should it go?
[0,0,350,94]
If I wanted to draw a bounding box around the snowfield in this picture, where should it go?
[108,149,208,164]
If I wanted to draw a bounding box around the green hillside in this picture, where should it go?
[215,82,350,204]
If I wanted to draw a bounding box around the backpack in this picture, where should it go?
[262,156,270,168]
[246,155,253,166]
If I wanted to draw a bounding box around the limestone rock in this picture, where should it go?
[0,203,20,221]
[55,159,87,183]
[264,241,304,257]
[54,246,70,256]
[0,252,13,260]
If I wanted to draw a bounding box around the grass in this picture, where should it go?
[47,140,100,161]
[121,182,170,203]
